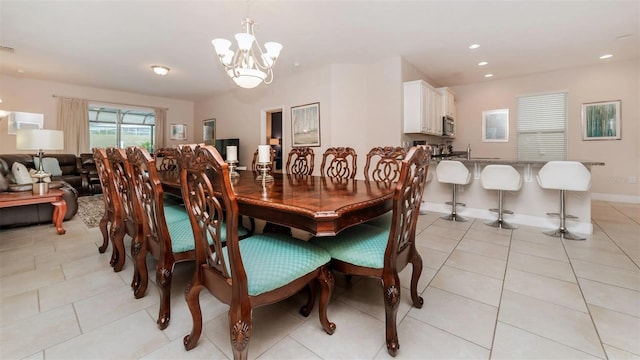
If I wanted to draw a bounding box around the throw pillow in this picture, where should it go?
[11,162,35,185]
[33,157,63,176]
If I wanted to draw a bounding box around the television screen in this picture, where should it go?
[214,138,240,163]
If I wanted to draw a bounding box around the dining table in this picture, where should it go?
[158,170,395,237]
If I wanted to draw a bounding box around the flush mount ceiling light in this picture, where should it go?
[211,17,283,89]
[151,65,170,76]
[478,61,488,66]
[468,44,480,49]
[599,54,613,59]
[484,73,494,78]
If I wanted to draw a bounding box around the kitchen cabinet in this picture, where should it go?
[403,80,442,135]
[438,87,456,119]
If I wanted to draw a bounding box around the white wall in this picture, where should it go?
[449,59,639,201]
[0,75,194,154]
[194,57,405,176]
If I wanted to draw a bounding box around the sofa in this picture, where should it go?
[0,154,79,228]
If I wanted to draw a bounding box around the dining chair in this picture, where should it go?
[320,147,357,179]
[127,146,197,328]
[363,146,407,229]
[154,147,179,172]
[177,144,336,359]
[286,147,314,175]
[250,146,276,172]
[92,148,120,259]
[311,145,431,357]
[105,147,141,273]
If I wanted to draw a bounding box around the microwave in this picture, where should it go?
[443,116,455,137]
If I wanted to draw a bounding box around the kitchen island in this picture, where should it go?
[422,158,605,235]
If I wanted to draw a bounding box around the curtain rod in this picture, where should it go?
[52,95,169,111]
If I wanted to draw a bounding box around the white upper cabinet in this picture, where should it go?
[404,80,444,136]
[438,87,456,119]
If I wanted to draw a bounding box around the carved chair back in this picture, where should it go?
[286,147,315,176]
[154,147,179,172]
[320,147,357,179]
[363,146,407,182]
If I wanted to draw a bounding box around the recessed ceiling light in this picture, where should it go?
[484,73,494,78]
[468,44,480,49]
[478,61,488,66]
[151,65,170,75]
[599,54,613,60]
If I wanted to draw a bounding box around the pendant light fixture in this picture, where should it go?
[211,17,283,89]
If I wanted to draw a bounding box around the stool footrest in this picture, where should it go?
[546,212,560,217]
[446,202,466,207]
[565,214,578,219]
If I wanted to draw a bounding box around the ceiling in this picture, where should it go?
[1,1,638,101]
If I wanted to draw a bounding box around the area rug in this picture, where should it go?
[77,195,105,228]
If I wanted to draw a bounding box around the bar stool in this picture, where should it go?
[419,168,434,215]
[480,165,522,229]
[536,161,591,240]
[436,160,471,221]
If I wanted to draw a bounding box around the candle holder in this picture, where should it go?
[255,162,274,183]
[226,160,240,178]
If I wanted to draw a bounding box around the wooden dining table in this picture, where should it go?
[158,170,395,237]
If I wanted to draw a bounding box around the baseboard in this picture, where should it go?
[591,193,640,204]
[421,202,594,235]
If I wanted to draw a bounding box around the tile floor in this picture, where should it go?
[1,200,639,359]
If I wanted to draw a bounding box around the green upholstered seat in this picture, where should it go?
[310,224,389,269]
[222,233,331,296]
[167,218,249,253]
[163,204,190,224]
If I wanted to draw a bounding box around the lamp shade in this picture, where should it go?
[16,129,64,150]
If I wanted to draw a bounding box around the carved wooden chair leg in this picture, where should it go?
[229,305,252,360]
[98,215,109,253]
[383,279,401,357]
[132,243,148,299]
[317,266,336,335]
[183,281,205,351]
[110,223,126,272]
[409,254,424,308]
[156,260,174,329]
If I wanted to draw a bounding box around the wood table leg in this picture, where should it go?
[51,199,67,235]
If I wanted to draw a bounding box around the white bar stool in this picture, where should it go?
[419,168,434,215]
[480,165,522,229]
[436,160,471,221]
[536,161,591,240]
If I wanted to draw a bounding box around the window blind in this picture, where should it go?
[516,92,567,161]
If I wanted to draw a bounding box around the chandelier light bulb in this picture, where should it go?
[211,17,282,89]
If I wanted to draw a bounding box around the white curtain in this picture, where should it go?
[57,97,89,155]
[154,108,166,150]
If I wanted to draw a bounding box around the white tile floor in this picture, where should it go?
[1,200,639,359]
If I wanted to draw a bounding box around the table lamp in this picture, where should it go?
[16,129,64,193]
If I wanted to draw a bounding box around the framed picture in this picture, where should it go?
[170,124,187,140]
[203,118,215,145]
[291,102,320,147]
[8,112,44,135]
[482,109,509,142]
[582,100,621,140]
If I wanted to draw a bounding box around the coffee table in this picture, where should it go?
[0,189,67,234]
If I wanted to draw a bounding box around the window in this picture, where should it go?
[516,92,567,161]
[89,106,155,151]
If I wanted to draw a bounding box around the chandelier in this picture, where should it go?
[211,17,283,89]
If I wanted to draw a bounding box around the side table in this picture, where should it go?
[0,189,67,234]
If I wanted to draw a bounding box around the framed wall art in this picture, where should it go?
[482,109,509,142]
[582,100,621,140]
[202,118,215,145]
[291,102,320,147]
[170,124,187,140]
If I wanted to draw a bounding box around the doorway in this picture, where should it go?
[262,107,284,172]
